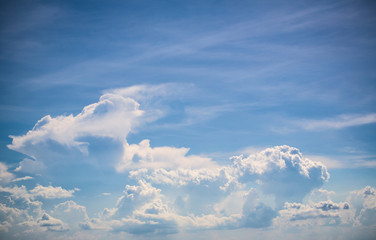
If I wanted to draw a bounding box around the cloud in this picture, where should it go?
[52,200,89,230]
[232,145,329,206]
[306,154,376,169]
[0,203,26,232]
[129,166,238,191]
[30,185,77,199]
[8,92,144,155]
[273,186,376,236]
[0,184,77,204]
[7,84,203,173]
[37,213,69,232]
[0,162,14,183]
[117,139,218,171]
[78,145,333,236]
[11,176,34,182]
[15,158,45,174]
[347,186,376,227]
[275,200,351,227]
[241,189,276,228]
[296,113,376,131]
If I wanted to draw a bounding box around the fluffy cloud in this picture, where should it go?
[117,139,218,171]
[8,92,144,155]
[52,201,88,230]
[0,184,77,204]
[0,162,14,183]
[30,185,77,199]
[129,166,238,191]
[347,186,376,227]
[2,85,374,239]
[241,189,276,228]
[80,180,181,235]
[7,84,214,173]
[0,203,26,232]
[232,145,329,206]
[275,200,351,227]
[37,213,69,232]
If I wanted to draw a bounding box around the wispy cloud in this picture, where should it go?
[11,176,33,182]
[307,154,376,169]
[296,113,376,130]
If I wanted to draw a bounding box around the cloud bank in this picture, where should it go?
[2,85,375,239]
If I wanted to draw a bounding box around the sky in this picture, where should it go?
[0,0,376,239]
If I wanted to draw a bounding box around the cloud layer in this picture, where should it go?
[1,85,375,240]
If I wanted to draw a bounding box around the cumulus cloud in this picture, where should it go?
[7,84,216,173]
[117,139,218,171]
[0,162,14,183]
[232,145,329,206]
[129,166,238,191]
[241,189,276,228]
[275,200,351,227]
[52,200,88,230]
[37,213,69,232]
[2,144,376,239]
[79,146,332,235]
[2,83,372,238]
[347,186,376,227]
[0,184,77,204]
[30,185,77,199]
[8,92,144,155]
[0,203,26,232]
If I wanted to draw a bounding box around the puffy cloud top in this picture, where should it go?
[8,93,143,155]
[232,145,329,181]
[232,145,330,205]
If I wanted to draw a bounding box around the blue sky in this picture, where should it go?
[0,0,376,239]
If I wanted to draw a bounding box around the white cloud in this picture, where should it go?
[241,188,276,228]
[11,176,34,182]
[0,203,26,231]
[232,145,329,206]
[306,188,336,203]
[0,162,14,183]
[79,146,334,236]
[7,84,205,173]
[8,92,144,155]
[52,200,89,229]
[37,213,69,232]
[30,185,77,199]
[117,139,218,171]
[0,185,37,205]
[296,113,376,130]
[129,167,237,191]
[305,155,344,169]
[347,186,376,227]
[275,200,351,227]
[15,158,45,174]
[0,184,77,203]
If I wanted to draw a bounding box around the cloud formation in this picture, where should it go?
[0,163,14,183]
[296,113,376,130]
[232,145,329,206]
[2,85,375,239]
[75,145,331,236]
[7,84,218,173]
